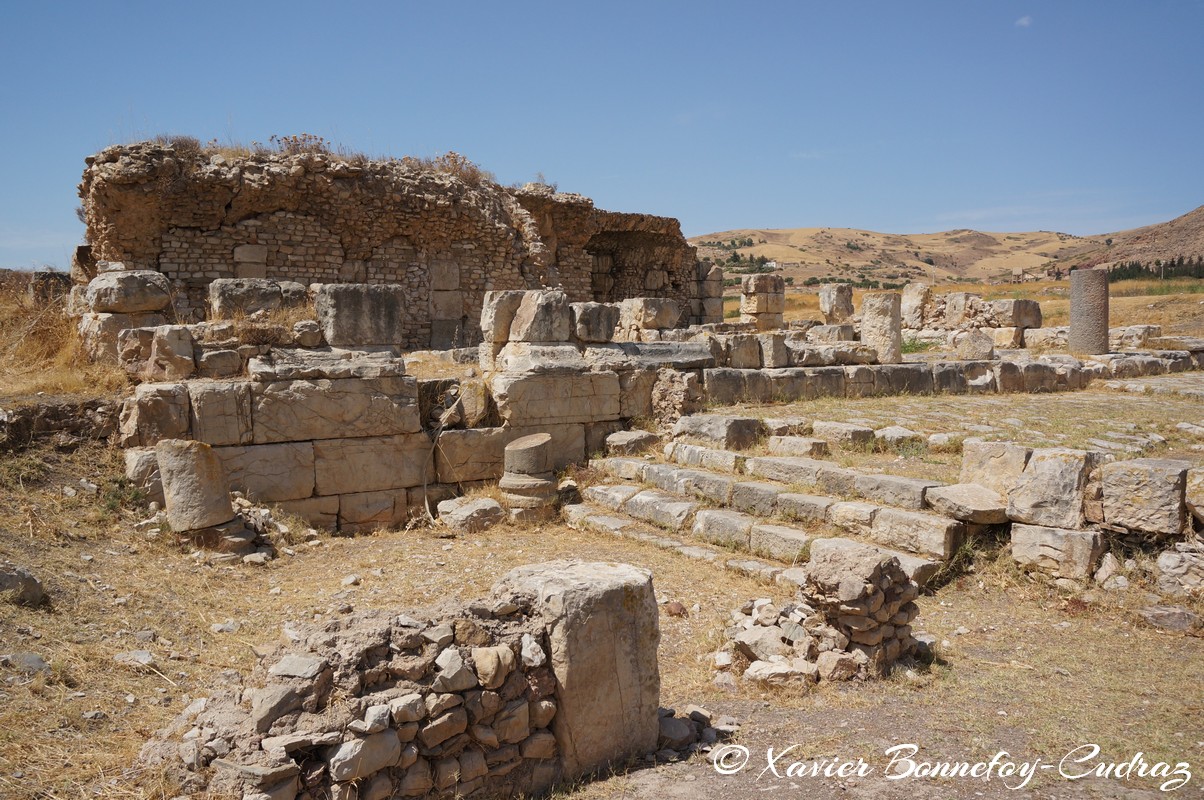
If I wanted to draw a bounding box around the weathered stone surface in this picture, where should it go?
[812,420,874,448]
[925,483,1008,524]
[155,439,234,531]
[606,429,659,456]
[571,302,620,343]
[79,312,168,363]
[827,501,879,534]
[248,348,407,381]
[870,508,964,559]
[251,377,420,443]
[0,561,45,606]
[776,493,834,524]
[807,324,856,343]
[314,434,434,495]
[208,278,306,318]
[437,497,505,533]
[85,270,171,313]
[691,509,754,549]
[1188,468,1204,524]
[620,298,681,331]
[480,291,526,344]
[124,447,165,505]
[960,440,1032,497]
[818,283,854,324]
[214,442,315,503]
[187,380,251,446]
[625,490,697,530]
[492,561,659,779]
[767,436,829,457]
[1011,523,1104,579]
[854,474,941,510]
[471,645,516,690]
[143,325,195,381]
[672,414,762,450]
[510,290,572,343]
[435,428,507,483]
[1101,458,1189,536]
[750,523,811,563]
[744,456,825,486]
[860,292,902,364]
[1007,448,1100,529]
[1156,544,1204,597]
[326,731,401,782]
[742,659,818,687]
[314,284,408,346]
[953,329,995,361]
[504,433,551,475]
[491,371,620,426]
[338,489,409,532]
[989,299,1042,329]
[1068,268,1109,356]
[901,283,930,328]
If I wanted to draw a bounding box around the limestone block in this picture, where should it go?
[991,327,1025,349]
[491,561,659,779]
[743,455,825,486]
[854,474,942,510]
[435,428,507,483]
[1101,458,1189,536]
[925,483,1008,524]
[251,377,420,443]
[626,489,698,530]
[338,489,409,533]
[490,371,620,426]
[818,284,854,324]
[505,423,586,469]
[731,481,780,515]
[116,326,155,376]
[430,290,464,321]
[571,302,620,343]
[197,349,242,379]
[618,369,656,419]
[208,278,307,318]
[326,730,402,782]
[606,430,659,456]
[901,283,931,329]
[860,292,902,365]
[247,348,407,381]
[870,508,964,559]
[767,436,829,458]
[314,434,434,495]
[619,298,681,331]
[78,312,167,363]
[806,324,857,343]
[118,382,190,448]
[1188,468,1204,524]
[480,290,527,344]
[313,284,408,346]
[726,335,762,369]
[155,439,234,531]
[758,333,788,368]
[508,290,572,343]
[429,259,460,292]
[1007,448,1100,529]
[1011,523,1103,579]
[437,497,505,533]
[691,509,755,549]
[776,493,834,524]
[85,270,171,313]
[214,442,315,503]
[812,420,874,448]
[188,380,251,446]
[672,414,763,450]
[741,273,785,295]
[828,501,879,535]
[960,440,1032,497]
[504,433,552,475]
[494,343,588,374]
[124,448,164,506]
[989,299,1042,329]
[142,325,195,381]
[750,523,811,562]
[952,329,995,361]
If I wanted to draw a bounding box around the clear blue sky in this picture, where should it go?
[2,0,1202,269]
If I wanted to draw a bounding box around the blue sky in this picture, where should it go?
[1,0,1202,269]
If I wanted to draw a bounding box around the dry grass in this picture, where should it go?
[0,278,126,401]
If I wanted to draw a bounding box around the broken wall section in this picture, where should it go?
[140,561,659,800]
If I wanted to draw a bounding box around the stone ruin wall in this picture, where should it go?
[77,142,717,349]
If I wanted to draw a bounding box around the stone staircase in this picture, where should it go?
[570,432,1002,587]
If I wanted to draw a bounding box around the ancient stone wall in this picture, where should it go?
[78,143,717,345]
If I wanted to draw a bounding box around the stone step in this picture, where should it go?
[580,479,942,586]
[591,456,966,561]
[562,503,783,582]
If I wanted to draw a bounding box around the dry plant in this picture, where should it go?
[0,277,126,399]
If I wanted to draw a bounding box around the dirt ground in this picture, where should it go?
[3,381,1203,799]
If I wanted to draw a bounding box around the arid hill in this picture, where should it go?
[691,204,1204,285]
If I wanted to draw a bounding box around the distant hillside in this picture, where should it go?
[690,205,1204,286]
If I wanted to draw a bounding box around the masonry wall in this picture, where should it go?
[78,143,712,345]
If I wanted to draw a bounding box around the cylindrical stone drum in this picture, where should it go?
[1068,269,1109,355]
[504,433,552,476]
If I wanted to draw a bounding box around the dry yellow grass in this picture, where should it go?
[0,279,126,400]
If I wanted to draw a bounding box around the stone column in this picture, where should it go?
[1068,269,1109,355]
[499,433,558,521]
[739,274,785,331]
[818,283,854,324]
[860,292,903,364]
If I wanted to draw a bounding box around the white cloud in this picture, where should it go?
[1015,15,1033,28]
